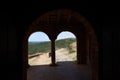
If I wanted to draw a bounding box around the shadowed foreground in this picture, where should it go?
[27,61,92,80]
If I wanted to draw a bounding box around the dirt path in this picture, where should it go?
[56,48,73,62]
[28,52,51,65]
[28,48,75,65]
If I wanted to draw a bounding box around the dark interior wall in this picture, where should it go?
[102,14,120,80]
[0,23,7,74]
[1,1,119,80]
[102,26,113,79]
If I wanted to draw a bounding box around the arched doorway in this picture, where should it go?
[55,31,77,63]
[28,31,51,66]
[23,9,99,80]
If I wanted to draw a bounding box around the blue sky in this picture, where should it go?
[28,31,76,42]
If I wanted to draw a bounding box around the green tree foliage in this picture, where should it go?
[28,38,76,55]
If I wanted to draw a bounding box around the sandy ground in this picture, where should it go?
[28,48,76,65]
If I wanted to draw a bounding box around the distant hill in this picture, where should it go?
[28,38,76,55]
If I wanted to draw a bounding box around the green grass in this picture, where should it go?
[28,38,76,55]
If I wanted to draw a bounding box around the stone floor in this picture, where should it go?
[27,61,92,80]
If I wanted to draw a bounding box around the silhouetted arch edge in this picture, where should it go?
[23,9,99,80]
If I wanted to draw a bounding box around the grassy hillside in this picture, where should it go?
[28,38,76,55]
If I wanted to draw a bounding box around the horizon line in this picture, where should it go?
[29,37,76,42]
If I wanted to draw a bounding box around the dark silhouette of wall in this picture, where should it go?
[1,1,119,80]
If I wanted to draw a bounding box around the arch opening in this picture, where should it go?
[28,31,51,66]
[55,31,77,63]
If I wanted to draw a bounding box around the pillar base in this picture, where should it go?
[27,64,31,69]
[49,63,58,67]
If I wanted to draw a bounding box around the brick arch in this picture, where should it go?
[23,9,98,80]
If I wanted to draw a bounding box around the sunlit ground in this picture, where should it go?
[28,48,76,66]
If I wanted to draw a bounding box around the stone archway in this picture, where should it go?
[23,9,99,80]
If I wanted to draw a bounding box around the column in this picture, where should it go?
[50,39,57,66]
